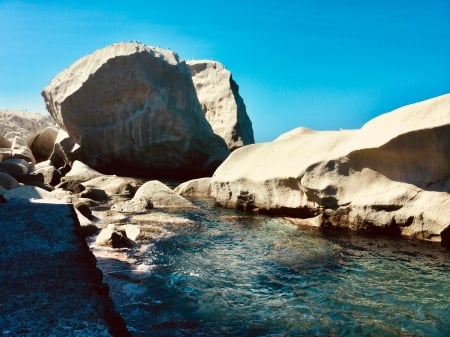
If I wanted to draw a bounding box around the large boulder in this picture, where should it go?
[211,94,450,243]
[188,60,254,150]
[28,126,59,162]
[42,42,229,178]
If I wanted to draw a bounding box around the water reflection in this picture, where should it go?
[94,199,450,337]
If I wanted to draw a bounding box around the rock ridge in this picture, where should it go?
[211,94,450,245]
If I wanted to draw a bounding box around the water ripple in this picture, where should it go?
[95,200,450,337]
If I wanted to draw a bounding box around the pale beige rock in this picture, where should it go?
[0,110,55,142]
[42,42,229,178]
[133,180,196,208]
[82,175,140,199]
[188,60,254,150]
[174,177,212,197]
[211,94,450,242]
[10,136,36,163]
[63,160,103,183]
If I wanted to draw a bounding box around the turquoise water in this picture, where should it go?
[96,200,450,337]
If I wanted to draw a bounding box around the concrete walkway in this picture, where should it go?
[0,199,131,337]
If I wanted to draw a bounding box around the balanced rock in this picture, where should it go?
[42,42,229,178]
[188,60,254,150]
[211,94,450,243]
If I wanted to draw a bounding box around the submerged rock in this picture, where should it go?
[211,94,450,243]
[42,42,229,178]
[188,60,254,150]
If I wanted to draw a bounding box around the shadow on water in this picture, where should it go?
[93,199,450,337]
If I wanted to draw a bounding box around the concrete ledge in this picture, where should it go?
[0,199,131,337]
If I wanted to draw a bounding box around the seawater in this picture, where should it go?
[94,199,450,337]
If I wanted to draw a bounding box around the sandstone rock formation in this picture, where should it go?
[211,94,450,244]
[42,42,229,178]
[188,60,254,150]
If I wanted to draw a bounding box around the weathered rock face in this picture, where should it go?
[0,110,55,142]
[211,94,450,244]
[188,60,254,150]
[42,42,229,178]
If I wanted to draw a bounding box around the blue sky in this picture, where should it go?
[1,0,449,142]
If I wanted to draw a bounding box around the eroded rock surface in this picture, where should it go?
[211,94,450,244]
[188,60,254,150]
[42,42,229,178]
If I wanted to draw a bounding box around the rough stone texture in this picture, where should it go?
[133,180,196,208]
[110,198,153,213]
[188,60,254,150]
[174,177,212,197]
[211,94,450,243]
[0,199,130,337]
[42,42,229,178]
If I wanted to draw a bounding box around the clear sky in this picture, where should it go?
[1,0,449,142]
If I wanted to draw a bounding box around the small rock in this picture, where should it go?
[111,198,153,213]
[174,177,211,197]
[133,180,196,208]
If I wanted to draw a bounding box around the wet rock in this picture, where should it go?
[110,198,153,213]
[96,224,135,248]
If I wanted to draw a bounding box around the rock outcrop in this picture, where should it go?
[188,60,254,150]
[211,94,450,244]
[0,109,55,142]
[42,42,229,178]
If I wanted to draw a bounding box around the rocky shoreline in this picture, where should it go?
[0,199,131,337]
[0,41,449,335]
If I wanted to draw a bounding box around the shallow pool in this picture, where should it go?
[95,199,450,336]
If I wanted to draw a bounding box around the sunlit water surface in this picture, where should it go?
[94,199,450,337]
